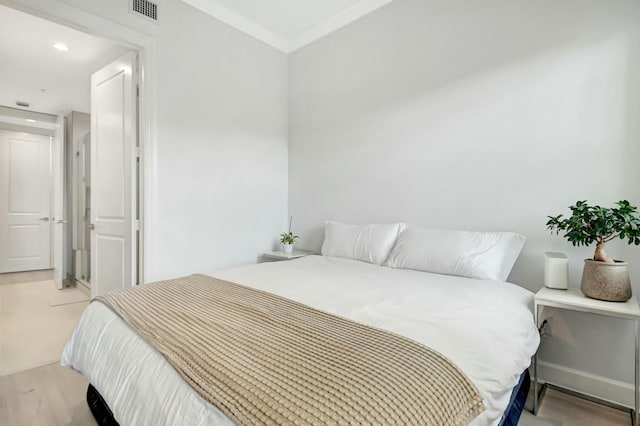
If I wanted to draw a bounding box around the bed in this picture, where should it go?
[62,254,539,426]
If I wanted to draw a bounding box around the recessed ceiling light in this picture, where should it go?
[53,43,69,51]
[25,119,36,123]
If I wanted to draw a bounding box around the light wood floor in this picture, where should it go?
[0,362,96,426]
[520,388,630,426]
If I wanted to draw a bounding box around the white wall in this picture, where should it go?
[11,0,288,281]
[149,1,288,279]
[289,0,640,404]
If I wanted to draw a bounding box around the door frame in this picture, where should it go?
[0,0,157,284]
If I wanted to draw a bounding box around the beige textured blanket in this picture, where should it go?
[96,274,484,425]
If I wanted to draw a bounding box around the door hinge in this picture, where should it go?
[134,146,141,158]
[135,219,141,231]
[136,84,139,98]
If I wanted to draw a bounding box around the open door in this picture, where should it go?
[52,115,66,289]
[90,51,138,298]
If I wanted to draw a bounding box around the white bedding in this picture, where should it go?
[62,255,539,426]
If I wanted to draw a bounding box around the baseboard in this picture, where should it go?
[537,360,634,407]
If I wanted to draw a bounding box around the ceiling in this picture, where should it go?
[182,0,397,52]
[0,4,129,115]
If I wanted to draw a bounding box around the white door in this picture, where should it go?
[0,130,52,273]
[91,51,137,298]
[52,115,66,289]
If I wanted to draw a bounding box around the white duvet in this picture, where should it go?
[62,255,539,426]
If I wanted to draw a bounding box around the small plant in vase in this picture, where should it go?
[280,217,300,254]
[546,200,640,301]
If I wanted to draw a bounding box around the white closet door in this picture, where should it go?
[0,130,52,273]
[91,51,137,298]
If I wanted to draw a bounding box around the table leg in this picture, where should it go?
[634,318,638,426]
[533,302,539,415]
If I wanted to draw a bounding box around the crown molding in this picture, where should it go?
[181,0,290,52]
[181,0,397,53]
[288,0,396,52]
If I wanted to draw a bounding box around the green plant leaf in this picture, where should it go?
[546,199,640,252]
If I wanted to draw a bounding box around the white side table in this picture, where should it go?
[262,250,313,261]
[533,287,640,426]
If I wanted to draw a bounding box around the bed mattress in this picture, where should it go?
[62,255,539,425]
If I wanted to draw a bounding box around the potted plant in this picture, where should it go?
[280,216,300,254]
[546,200,640,301]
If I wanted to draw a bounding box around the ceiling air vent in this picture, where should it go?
[130,0,159,23]
[16,101,30,108]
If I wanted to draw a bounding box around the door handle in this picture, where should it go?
[88,224,95,230]
[38,217,50,221]
[53,219,68,224]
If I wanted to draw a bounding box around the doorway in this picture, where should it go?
[0,2,145,296]
[0,0,157,288]
[0,1,148,378]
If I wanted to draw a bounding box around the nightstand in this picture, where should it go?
[532,286,640,425]
[262,250,313,261]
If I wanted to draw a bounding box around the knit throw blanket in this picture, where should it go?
[96,274,484,425]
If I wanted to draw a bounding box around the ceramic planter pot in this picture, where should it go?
[580,259,632,302]
[283,243,293,254]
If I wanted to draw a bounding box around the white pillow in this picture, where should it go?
[385,227,526,281]
[321,221,405,265]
